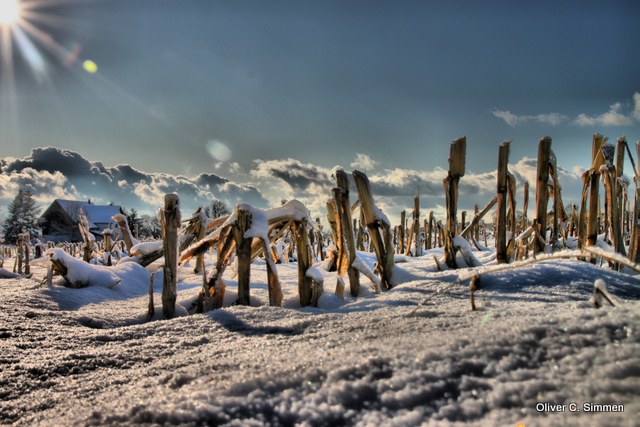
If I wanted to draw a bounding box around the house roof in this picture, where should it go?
[55,200,93,222]
[83,205,123,227]
[45,199,123,230]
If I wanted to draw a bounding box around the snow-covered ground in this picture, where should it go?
[1,245,639,426]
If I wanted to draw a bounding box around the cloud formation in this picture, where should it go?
[574,102,634,126]
[0,168,80,201]
[361,158,582,220]
[251,158,336,193]
[350,153,379,170]
[495,92,640,128]
[506,157,584,203]
[0,147,270,215]
[0,148,588,227]
[246,153,585,224]
[250,158,339,216]
[492,110,569,127]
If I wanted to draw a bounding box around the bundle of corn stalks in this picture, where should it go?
[179,200,323,312]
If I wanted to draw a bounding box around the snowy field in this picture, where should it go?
[1,245,639,427]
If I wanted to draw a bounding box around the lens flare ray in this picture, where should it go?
[12,23,47,83]
[0,0,94,145]
[0,0,189,148]
[20,9,80,29]
[1,22,18,142]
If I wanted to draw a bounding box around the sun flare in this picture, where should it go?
[0,0,19,25]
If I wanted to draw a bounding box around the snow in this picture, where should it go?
[38,248,122,288]
[565,236,578,249]
[272,240,288,263]
[452,236,482,267]
[264,199,311,223]
[516,225,534,241]
[238,203,270,243]
[305,265,324,284]
[593,278,621,307]
[619,174,631,187]
[318,245,336,271]
[130,234,192,256]
[373,204,390,228]
[2,243,640,426]
[352,252,381,292]
[130,240,163,255]
[593,237,613,253]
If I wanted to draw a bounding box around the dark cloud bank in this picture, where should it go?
[0,147,585,224]
[0,147,269,214]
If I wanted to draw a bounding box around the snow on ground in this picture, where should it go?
[1,245,639,426]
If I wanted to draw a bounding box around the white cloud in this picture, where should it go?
[350,153,379,170]
[572,165,586,176]
[132,181,166,206]
[497,92,640,128]
[493,110,569,127]
[228,162,242,175]
[493,110,521,126]
[534,113,569,126]
[0,168,79,202]
[633,92,640,122]
[573,102,634,126]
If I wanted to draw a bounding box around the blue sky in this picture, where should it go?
[1,0,639,223]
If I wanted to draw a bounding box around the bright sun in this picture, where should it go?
[0,0,19,25]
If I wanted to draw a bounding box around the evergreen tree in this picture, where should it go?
[2,189,42,244]
[126,208,139,232]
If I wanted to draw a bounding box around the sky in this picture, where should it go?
[1,0,640,224]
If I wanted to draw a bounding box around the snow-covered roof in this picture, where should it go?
[55,200,93,222]
[47,199,123,229]
[56,199,94,209]
[83,205,122,227]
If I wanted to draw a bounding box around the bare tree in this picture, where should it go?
[204,199,230,219]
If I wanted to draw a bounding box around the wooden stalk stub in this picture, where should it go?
[293,219,314,306]
[162,194,180,319]
[496,141,511,264]
[352,170,393,290]
[533,137,552,254]
[449,136,466,177]
[234,207,253,306]
[629,142,640,262]
[443,137,466,268]
[332,186,360,297]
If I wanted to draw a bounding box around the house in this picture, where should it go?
[40,199,125,243]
